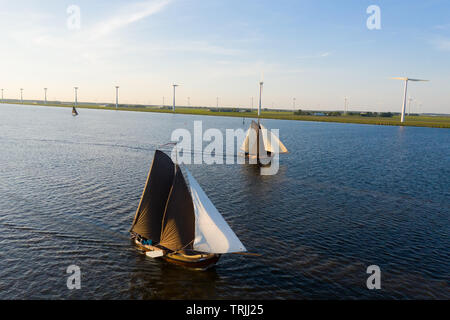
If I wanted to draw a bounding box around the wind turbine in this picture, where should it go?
[258,81,263,117]
[408,97,413,116]
[392,77,428,122]
[115,86,119,110]
[44,88,47,104]
[172,84,179,112]
[74,87,79,107]
[20,88,23,104]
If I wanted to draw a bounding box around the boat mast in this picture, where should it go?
[257,81,263,161]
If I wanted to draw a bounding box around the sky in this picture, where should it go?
[0,0,449,113]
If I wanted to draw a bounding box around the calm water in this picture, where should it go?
[0,104,448,300]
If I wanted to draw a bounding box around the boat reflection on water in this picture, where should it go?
[128,252,220,299]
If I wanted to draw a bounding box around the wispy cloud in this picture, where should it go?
[140,40,243,56]
[433,23,450,30]
[298,51,333,59]
[430,37,450,52]
[90,0,172,39]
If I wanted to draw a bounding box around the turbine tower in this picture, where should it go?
[172,84,179,112]
[74,87,79,107]
[293,97,296,112]
[258,81,264,117]
[408,97,413,116]
[115,86,119,110]
[392,77,428,123]
[44,88,47,104]
[20,88,23,104]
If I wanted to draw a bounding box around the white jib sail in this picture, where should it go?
[259,123,288,154]
[185,169,247,254]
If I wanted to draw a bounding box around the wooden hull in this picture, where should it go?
[244,153,273,167]
[163,252,220,270]
[133,238,220,270]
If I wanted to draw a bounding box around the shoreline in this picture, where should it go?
[2,101,449,128]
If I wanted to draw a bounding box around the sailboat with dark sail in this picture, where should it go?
[130,150,246,270]
[72,106,78,116]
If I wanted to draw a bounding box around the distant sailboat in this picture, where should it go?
[72,106,78,116]
[240,120,288,165]
[130,150,246,270]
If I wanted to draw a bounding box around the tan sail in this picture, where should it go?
[241,120,260,155]
[241,120,288,156]
[259,123,289,154]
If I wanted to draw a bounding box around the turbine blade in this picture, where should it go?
[408,79,429,82]
[391,77,408,80]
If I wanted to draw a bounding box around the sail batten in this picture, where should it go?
[186,169,246,254]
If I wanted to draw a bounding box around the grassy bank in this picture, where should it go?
[3,101,449,128]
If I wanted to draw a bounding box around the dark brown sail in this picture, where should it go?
[159,165,195,252]
[130,150,175,242]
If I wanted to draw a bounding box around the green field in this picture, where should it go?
[3,101,450,128]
